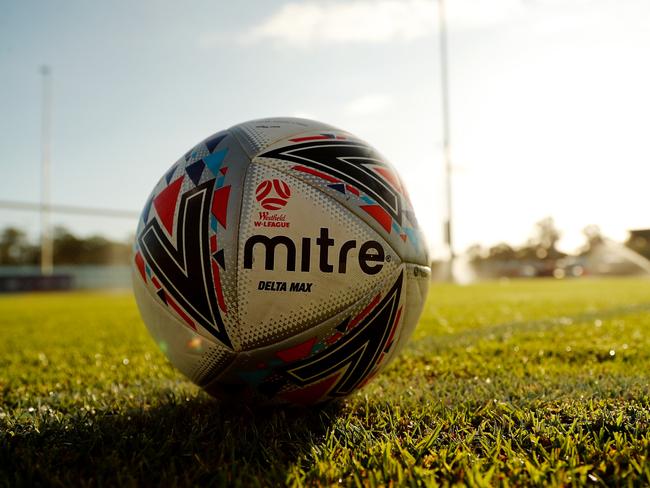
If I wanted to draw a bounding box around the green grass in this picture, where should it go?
[1,278,650,486]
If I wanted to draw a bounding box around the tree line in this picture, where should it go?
[1,220,648,268]
[0,227,131,266]
[466,218,648,264]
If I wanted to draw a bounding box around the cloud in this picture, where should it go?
[243,0,436,46]
[199,0,617,49]
[343,93,393,116]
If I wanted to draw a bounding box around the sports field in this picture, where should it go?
[1,278,649,486]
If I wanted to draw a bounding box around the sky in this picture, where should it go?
[1,0,649,257]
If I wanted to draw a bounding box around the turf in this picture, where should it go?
[1,278,649,486]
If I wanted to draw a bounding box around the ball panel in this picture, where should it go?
[202,266,408,405]
[379,263,431,367]
[191,342,236,386]
[230,117,341,158]
[133,130,252,351]
[236,160,402,350]
[132,269,235,381]
[254,131,430,267]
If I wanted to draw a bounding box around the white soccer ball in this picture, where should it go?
[132,118,430,405]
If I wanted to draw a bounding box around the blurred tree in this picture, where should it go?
[487,242,517,262]
[583,225,604,245]
[52,226,84,264]
[531,217,561,254]
[464,217,566,278]
[579,225,605,255]
[0,226,131,266]
[516,217,564,261]
[53,227,130,265]
[0,227,38,265]
[466,244,486,263]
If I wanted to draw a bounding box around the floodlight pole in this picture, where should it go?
[40,65,53,276]
[438,0,454,281]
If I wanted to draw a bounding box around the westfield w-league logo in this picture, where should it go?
[256,179,291,210]
[254,178,291,229]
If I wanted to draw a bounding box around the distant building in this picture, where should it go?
[626,229,650,261]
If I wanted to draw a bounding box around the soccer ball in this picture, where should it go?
[132,118,430,405]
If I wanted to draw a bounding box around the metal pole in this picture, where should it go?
[438,0,454,280]
[40,65,53,276]
[0,200,140,219]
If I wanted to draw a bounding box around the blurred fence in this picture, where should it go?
[0,265,131,290]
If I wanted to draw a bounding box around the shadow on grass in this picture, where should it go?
[1,393,344,486]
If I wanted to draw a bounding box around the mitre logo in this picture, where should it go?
[254,178,291,229]
[256,179,291,210]
[243,227,386,276]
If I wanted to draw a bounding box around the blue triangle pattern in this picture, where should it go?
[186,160,205,186]
[213,249,225,269]
[238,369,271,386]
[405,227,418,246]
[141,197,153,223]
[164,165,176,184]
[328,183,346,194]
[204,148,228,176]
[205,132,228,153]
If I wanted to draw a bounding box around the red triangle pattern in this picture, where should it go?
[165,293,197,331]
[153,176,184,235]
[325,331,343,346]
[372,166,402,193]
[348,293,381,330]
[345,184,360,196]
[134,252,146,282]
[360,204,392,234]
[211,185,231,229]
[276,337,317,363]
